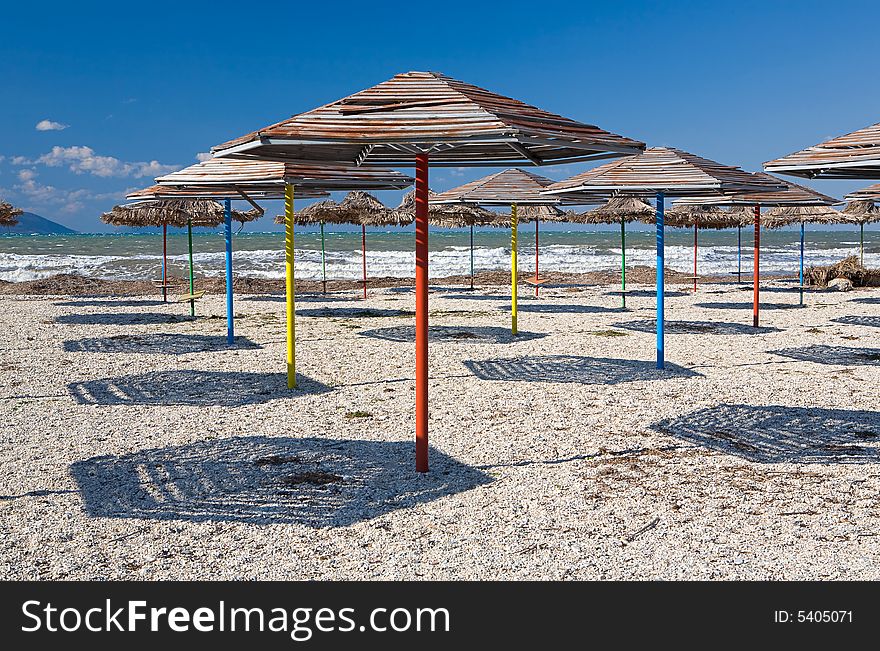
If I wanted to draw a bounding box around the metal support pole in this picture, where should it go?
[224,199,234,344]
[656,192,665,370]
[534,219,540,297]
[187,219,195,317]
[799,221,805,307]
[737,225,742,283]
[320,221,327,294]
[162,223,167,302]
[621,218,626,309]
[860,222,865,266]
[693,224,698,292]
[361,224,367,300]
[511,203,518,335]
[415,154,430,473]
[753,205,761,328]
[469,224,474,290]
[285,184,296,389]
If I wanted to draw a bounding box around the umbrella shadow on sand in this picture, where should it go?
[771,345,880,366]
[359,325,546,344]
[70,436,492,526]
[832,315,880,328]
[297,307,415,318]
[54,299,169,308]
[68,370,329,406]
[56,312,197,326]
[694,301,802,311]
[63,334,262,355]
[614,319,780,335]
[651,403,880,464]
[464,355,699,384]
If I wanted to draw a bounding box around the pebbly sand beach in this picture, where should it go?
[1,273,878,580]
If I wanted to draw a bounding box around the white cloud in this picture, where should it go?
[196,152,213,162]
[35,119,69,131]
[12,176,129,214]
[10,156,29,165]
[27,145,180,178]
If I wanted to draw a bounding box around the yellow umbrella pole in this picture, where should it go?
[285,183,296,389]
[511,202,518,335]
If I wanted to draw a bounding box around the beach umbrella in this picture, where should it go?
[397,189,497,290]
[663,203,745,292]
[1,201,23,226]
[572,197,653,308]
[760,204,853,303]
[765,122,880,179]
[676,173,837,313]
[431,168,583,334]
[841,193,880,265]
[102,198,260,315]
[211,70,645,472]
[765,122,880,271]
[295,191,411,299]
[544,147,784,368]
[151,157,412,348]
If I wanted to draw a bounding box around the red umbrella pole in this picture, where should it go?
[415,153,429,473]
[693,224,698,292]
[753,205,761,328]
[534,219,540,297]
[162,223,168,302]
[361,224,367,299]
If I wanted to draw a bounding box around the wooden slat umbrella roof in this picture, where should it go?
[154,157,413,193]
[674,172,837,207]
[1,201,23,226]
[761,204,853,228]
[543,147,784,199]
[430,168,576,206]
[844,183,880,203]
[128,184,328,202]
[102,200,261,228]
[211,71,645,167]
[842,200,880,225]
[571,196,654,224]
[764,123,880,179]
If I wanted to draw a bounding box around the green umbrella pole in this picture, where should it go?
[187,218,195,317]
[470,224,475,290]
[621,218,626,309]
[320,221,327,294]
[860,222,865,266]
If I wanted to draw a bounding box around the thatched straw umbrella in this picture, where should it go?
[841,200,880,265]
[663,204,745,292]
[573,197,654,307]
[296,191,411,299]
[102,199,259,313]
[760,204,854,296]
[397,189,496,290]
[0,201,23,227]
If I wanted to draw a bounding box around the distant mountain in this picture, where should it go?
[0,212,77,235]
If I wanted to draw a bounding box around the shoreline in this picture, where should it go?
[0,266,794,297]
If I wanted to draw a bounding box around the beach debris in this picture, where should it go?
[828,278,853,292]
[279,472,343,487]
[344,411,373,419]
[806,255,880,288]
[589,329,629,337]
[253,454,303,466]
[622,517,660,545]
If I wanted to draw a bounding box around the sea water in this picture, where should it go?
[1,224,877,283]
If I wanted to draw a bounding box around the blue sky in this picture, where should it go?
[1,0,878,232]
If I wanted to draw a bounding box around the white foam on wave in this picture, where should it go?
[1,243,875,282]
